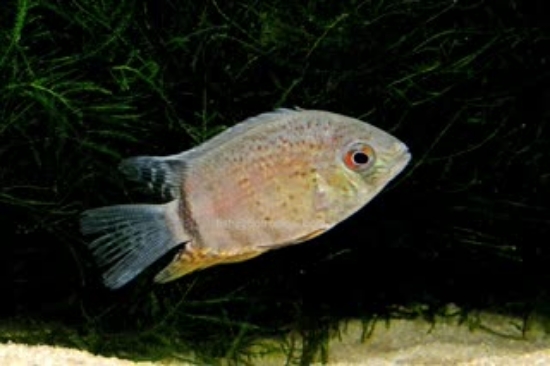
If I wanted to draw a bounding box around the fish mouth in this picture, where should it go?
[389,143,411,177]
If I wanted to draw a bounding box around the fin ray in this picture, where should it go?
[179,108,302,161]
[119,156,187,200]
[80,202,186,289]
[118,109,303,198]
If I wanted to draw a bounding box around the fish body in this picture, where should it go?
[81,109,411,288]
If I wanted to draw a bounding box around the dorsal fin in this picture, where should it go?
[180,108,301,160]
[119,108,302,199]
[119,156,187,200]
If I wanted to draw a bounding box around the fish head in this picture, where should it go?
[312,112,411,223]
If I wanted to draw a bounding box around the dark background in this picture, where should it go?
[0,0,549,363]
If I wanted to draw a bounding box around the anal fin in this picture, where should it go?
[154,246,264,284]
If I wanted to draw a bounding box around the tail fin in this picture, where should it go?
[80,201,187,289]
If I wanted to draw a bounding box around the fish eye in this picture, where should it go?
[352,151,369,165]
[343,142,376,171]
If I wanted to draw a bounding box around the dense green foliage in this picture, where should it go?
[1,0,549,363]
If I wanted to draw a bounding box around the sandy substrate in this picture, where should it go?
[324,315,550,366]
[2,309,550,365]
[0,343,160,366]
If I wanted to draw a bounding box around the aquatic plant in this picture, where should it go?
[0,0,548,363]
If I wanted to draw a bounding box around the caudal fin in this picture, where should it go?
[80,202,186,289]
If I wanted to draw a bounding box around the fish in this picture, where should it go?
[80,108,411,289]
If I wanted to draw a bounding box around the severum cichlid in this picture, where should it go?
[81,108,411,289]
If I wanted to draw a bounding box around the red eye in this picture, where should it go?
[343,143,375,171]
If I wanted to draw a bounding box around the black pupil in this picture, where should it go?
[352,151,369,165]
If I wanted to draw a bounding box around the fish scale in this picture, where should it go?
[81,108,411,289]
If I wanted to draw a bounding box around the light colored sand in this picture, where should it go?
[2,308,550,365]
[0,342,160,366]
[323,314,550,365]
